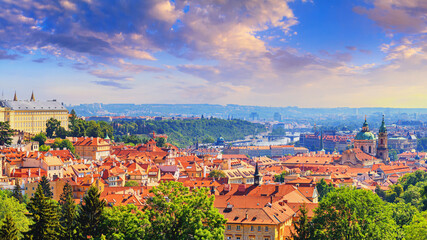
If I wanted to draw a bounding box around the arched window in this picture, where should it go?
[361,146,364,152]
[369,146,372,153]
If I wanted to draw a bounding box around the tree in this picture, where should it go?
[155,137,166,148]
[291,205,312,240]
[39,176,53,198]
[274,171,290,183]
[145,181,226,240]
[46,118,61,138]
[59,183,78,240]
[77,186,106,239]
[52,139,76,155]
[0,190,31,237]
[208,170,226,179]
[403,212,427,240]
[56,127,68,139]
[12,181,24,204]
[316,179,335,201]
[39,145,50,152]
[0,214,19,240]
[26,184,61,240]
[312,187,398,240]
[375,185,386,199]
[86,121,102,138]
[0,121,13,146]
[32,132,47,146]
[99,205,150,240]
[124,181,140,187]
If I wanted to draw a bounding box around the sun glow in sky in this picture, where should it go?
[0,0,426,107]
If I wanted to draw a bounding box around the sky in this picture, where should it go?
[0,0,426,108]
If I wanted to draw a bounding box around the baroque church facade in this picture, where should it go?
[353,116,389,161]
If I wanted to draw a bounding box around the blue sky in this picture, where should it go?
[0,0,426,107]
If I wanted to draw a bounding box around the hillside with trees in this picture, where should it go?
[112,118,266,147]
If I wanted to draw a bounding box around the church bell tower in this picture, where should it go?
[377,115,389,161]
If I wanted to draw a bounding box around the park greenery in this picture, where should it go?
[112,118,265,147]
[0,181,225,240]
[292,170,427,240]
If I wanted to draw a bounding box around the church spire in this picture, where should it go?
[379,115,387,133]
[13,91,17,101]
[30,91,35,101]
[254,162,261,186]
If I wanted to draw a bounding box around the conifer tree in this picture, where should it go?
[59,183,77,240]
[39,176,53,198]
[291,204,313,240]
[26,184,61,240]
[12,181,24,203]
[0,214,19,240]
[77,186,105,239]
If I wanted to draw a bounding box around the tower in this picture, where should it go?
[319,129,324,151]
[253,162,261,186]
[377,115,389,161]
[30,91,35,101]
[13,91,17,101]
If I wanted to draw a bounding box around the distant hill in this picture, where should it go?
[67,103,427,121]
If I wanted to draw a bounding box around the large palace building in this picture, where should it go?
[0,92,69,134]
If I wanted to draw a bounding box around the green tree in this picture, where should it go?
[0,214,19,240]
[0,121,13,146]
[77,186,106,239]
[291,205,312,240]
[312,187,398,240]
[12,181,24,204]
[26,184,61,240]
[86,121,102,138]
[46,118,61,138]
[99,205,150,240]
[60,139,75,155]
[155,137,166,148]
[274,171,290,183]
[375,185,386,199]
[32,132,47,146]
[39,176,53,198]
[59,183,77,240]
[124,181,139,187]
[0,190,31,237]
[403,212,427,240]
[208,170,226,179]
[39,145,51,152]
[201,136,215,144]
[316,179,335,201]
[145,181,226,240]
[56,127,68,139]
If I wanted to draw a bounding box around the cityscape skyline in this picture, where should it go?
[1,0,426,107]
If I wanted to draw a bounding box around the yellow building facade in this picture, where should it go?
[0,93,68,134]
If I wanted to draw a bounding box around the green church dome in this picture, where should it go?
[355,131,375,140]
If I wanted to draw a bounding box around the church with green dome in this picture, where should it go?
[353,116,389,161]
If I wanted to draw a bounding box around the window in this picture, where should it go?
[258,226,261,232]
[236,225,241,231]
[236,237,241,240]
[369,146,372,153]
[251,226,254,231]
[227,225,231,230]
[265,226,269,232]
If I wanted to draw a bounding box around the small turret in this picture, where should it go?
[13,91,17,101]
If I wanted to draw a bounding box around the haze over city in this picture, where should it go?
[1,0,426,107]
